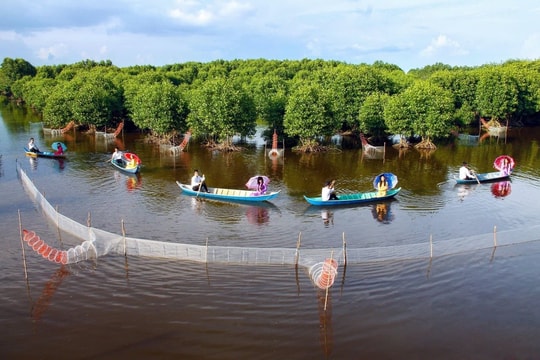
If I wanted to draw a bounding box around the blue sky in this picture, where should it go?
[1,0,539,71]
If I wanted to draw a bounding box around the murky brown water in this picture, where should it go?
[2,102,540,359]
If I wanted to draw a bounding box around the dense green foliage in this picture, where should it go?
[187,77,256,144]
[284,83,338,148]
[1,56,540,150]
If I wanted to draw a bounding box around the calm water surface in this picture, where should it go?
[1,102,540,359]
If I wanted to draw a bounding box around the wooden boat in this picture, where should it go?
[110,152,141,174]
[454,171,510,184]
[176,182,280,202]
[24,147,66,159]
[304,187,401,206]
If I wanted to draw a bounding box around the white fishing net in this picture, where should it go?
[17,164,540,270]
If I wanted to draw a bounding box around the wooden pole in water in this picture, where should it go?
[87,211,91,227]
[121,219,127,256]
[18,210,29,280]
[324,251,334,311]
[55,205,63,245]
[295,232,302,268]
[205,237,209,263]
[342,232,347,266]
[493,225,497,247]
[430,234,433,258]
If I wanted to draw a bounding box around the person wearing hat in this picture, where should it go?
[459,161,475,180]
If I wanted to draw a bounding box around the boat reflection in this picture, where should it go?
[55,158,65,171]
[245,205,270,225]
[491,181,512,198]
[371,202,394,223]
[113,171,142,192]
[126,173,142,192]
[28,155,37,170]
[321,209,334,227]
[455,183,478,201]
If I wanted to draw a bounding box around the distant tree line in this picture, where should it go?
[1,56,539,151]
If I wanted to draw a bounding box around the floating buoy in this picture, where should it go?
[48,248,58,262]
[310,258,338,290]
[23,229,68,265]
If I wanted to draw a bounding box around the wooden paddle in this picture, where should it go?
[471,169,480,184]
[196,174,205,197]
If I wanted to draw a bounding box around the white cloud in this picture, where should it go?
[521,33,540,60]
[1,0,539,69]
[36,43,68,61]
[0,30,19,41]
[420,34,468,58]
[169,8,214,26]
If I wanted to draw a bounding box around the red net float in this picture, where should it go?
[23,229,68,264]
[48,249,58,262]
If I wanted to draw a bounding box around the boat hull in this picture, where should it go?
[454,172,510,184]
[24,148,66,159]
[304,187,401,206]
[176,182,280,202]
[110,159,140,174]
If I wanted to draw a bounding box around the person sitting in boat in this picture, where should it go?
[500,158,513,176]
[126,158,136,169]
[459,161,475,180]
[111,147,124,164]
[54,143,64,155]
[191,169,209,193]
[377,175,388,197]
[252,176,267,196]
[28,138,40,153]
[321,179,338,201]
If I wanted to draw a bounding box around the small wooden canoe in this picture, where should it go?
[454,172,510,184]
[24,147,66,159]
[110,152,141,174]
[176,182,280,202]
[304,187,401,206]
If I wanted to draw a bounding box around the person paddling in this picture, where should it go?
[191,169,209,193]
[459,161,475,180]
[28,138,40,153]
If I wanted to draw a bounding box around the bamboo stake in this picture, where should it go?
[18,210,29,280]
[121,219,127,256]
[493,225,497,247]
[55,205,63,246]
[205,237,209,263]
[295,232,302,268]
[430,234,433,258]
[342,232,347,266]
[324,251,334,311]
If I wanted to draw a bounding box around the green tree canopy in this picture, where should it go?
[358,92,390,138]
[284,83,338,150]
[475,67,518,121]
[0,57,37,95]
[127,80,188,136]
[187,77,256,145]
[384,81,454,144]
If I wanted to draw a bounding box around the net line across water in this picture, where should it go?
[17,163,540,268]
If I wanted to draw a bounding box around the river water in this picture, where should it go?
[1,101,540,359]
